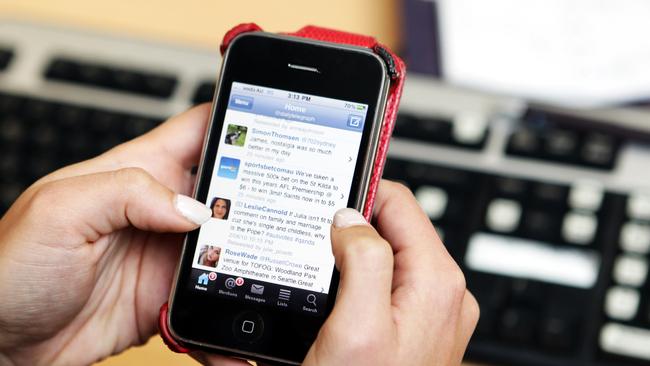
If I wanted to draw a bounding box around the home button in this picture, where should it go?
[232,311,265,343]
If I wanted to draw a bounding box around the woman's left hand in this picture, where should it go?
[0,105,248,366]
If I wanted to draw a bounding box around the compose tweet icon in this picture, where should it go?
[217,157,241,180]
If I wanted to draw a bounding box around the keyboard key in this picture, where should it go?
[77,64,111,86]
[452,112,487,145]
[465,233,600,289]
[404,162,473,188]
[415,186,448,220]
[467,272,509,309]
[111,69,144,92]
[45,57,178,99]
[604,287,639,321]
[0,117,25,141]
[544,129,578,158]
[532,182,567,206]
[613,255,648,287]
[562,211,597,245]
[23,99,57,122]
[620,222,650,254]
[522,209,559,241]
[0,182,22,211]
[628,192,650,220]
[0,48,14,71]
[0,93,24,115]
[394,113,452,143]
[29,121,58,148]
[499,307,536,343]
[539,313,576,350]
[193,81,216,104]
[507,127,540,156]
[143,75,177,98]
[56,104,89,128]
[45,59,79,80]
[0,151,20,178]
[600,323,650,361]
[569,181,604,211]
[510,278,543,304]
[581,133,618,168]
[494,177,527,198]
[486,199,522,232]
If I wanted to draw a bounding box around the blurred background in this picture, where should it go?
[2,1,650,365]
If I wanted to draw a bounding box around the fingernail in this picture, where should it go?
[175,194,212,225]
[333,208,368,228]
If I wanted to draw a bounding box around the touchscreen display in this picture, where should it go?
[187,81,368,316]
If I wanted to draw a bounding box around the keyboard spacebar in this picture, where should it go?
[601,323,650,360]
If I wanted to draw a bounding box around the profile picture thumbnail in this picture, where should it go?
[217,156,240,180]
[210,197,231,220]
[225,124,247,147]
[198,245,221,268]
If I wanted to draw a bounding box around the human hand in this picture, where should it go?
[200,180,479,365]
[0,105,247,366]
[304,181,479,365]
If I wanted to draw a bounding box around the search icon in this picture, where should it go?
[306,294,317,307]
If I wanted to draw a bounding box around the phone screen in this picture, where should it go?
[186,81,368,316]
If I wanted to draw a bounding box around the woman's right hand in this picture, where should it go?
[303,180,479,365]
[198,180,479,366]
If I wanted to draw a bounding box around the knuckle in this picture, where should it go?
[113,167,155,192]
[464,290,481,325]
[446,266,468,298]
[389,180,414,199]
[22,181,69,224]
[343,232,393,265]
[426,263,467,305]
[330,327,385,359]
[29,181,65,208]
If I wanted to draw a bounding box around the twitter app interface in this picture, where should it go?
[189,82,368,315]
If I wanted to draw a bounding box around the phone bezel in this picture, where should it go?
[168,32,389,365]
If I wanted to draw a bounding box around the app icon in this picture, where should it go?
[225,277,236,290]
[217,157,240,180]
[250,283,265,295]
[278,289,291,301]
[306,293,317,307]
[347,114,363,128]
[208,272,217,281]
[197,273,209,286]
[235,277,245,286]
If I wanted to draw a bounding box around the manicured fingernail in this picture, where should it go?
[333,208,368,228]
[175,194,211,225]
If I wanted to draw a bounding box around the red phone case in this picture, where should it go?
[159,22,406,354]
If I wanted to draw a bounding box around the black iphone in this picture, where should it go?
[167,32,391,365]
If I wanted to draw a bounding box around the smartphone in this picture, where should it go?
[167,32,390,365]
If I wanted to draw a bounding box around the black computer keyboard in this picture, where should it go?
[385,124,650,365]
[3,21,650,366]
[0,92,166,211]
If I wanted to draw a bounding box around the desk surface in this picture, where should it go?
[0,1,482,365]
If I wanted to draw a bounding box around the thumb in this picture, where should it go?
[328,208,394,330]
[18,167,211,243]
